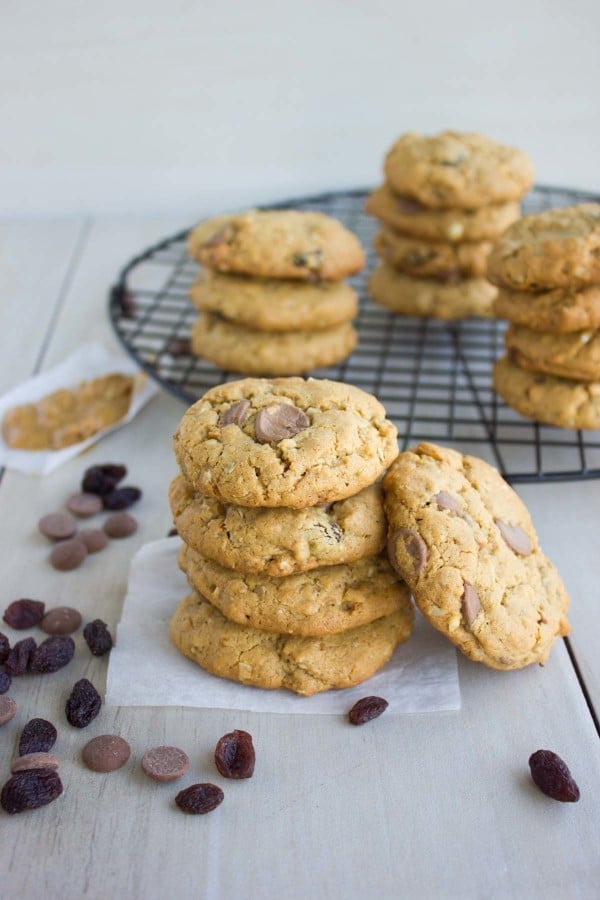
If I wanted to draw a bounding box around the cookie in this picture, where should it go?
[189,270,358,332]
[173,377,399,508]
[187,210,365,281]
[368,263,496,319]
[493,355,600,429]
[494,284,600,333]
[505,324,600,381]
[365,184,520,242]
[487,203,600,290]
[383,441,570,669]
[169,590,413,695]
[179,544,411,636]
[374,227,491,279]
[169,475,386,575]
[190,313,357,375]
[383,131,534,209]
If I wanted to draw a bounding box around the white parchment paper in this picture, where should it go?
[0,343,159,475]
[106,538,461,715]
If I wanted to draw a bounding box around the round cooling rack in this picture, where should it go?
[109,184,600,484]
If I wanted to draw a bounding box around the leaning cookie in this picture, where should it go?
[494,283,600,333]
[368,264,496,319]
[504,323,600,382]
[187,209,365,281]
[169,476,386,575]
[169,590,413,695]
[374,227,491,278]
[173,377,399,508]
[383,442,570,669]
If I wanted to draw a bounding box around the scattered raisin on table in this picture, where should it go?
[4,638,37,676]
[102,487,142,510]
[83,620,113,657]
[65,678,101,728]
[214,730,255,779]
[19,718,58,755]
[529,750,580,802]
[1,769,63,814]
[0,632,9,663]
[348,696,389,726]
[3,599,45,630]
[30,636,75,674]
[82,464,127,496]
[175,783,224,815]
[0,672,11,694]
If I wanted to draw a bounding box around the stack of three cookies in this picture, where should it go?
[365,131,534,319]
[169,377,414,696]
[186,210,365,375]
[490,203,600,429]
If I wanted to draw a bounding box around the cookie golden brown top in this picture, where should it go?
[383,442,570,669]
[383,131,534,209]
[173,377,398,508]
[187,210,365,281]
[487,203,600,290]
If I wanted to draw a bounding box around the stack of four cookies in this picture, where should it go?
[170,377,414,696]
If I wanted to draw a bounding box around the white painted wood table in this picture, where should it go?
[1,217,599,900]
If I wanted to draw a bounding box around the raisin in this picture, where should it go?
[164,338,191,356]
[30,636,75,674]
[102,486,142,510]
[83,620,113,657]
[4,638,37,676]
[214,730,255,779]
[0,672,11,694]
[65,678,101,728]
[1,768,63,814]
[529,750,580,802]
[175,783,224,815]
[0,632,9,664]
[3,599,45,630]
[82,464,127,496]
[19,718,58,755]
[348,696,389,726]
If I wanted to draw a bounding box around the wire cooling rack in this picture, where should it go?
[109,185,600,483]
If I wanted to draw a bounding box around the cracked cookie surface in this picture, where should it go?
[368,263,496,319]
[173,377,399,508]
[493,355,600,429]
[383,131,534,209]
[190,313,357,375]
[187,210,365,281]
[169,475,386,575]
[179,545,410,636]
[169,590,413,695]
[375,227,491,278]
[494,283,600,333]
[505,323,600,381]
[383,442,570,669]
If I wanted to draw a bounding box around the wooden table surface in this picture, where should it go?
[1,217,599,900]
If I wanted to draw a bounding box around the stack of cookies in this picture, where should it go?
[384,442,570,670]
[365,131,534,319]
[169,377,415,696]
[490,203,600,429]
[186,210,365,375]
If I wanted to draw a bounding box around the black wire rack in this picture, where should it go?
[109,184,600,484]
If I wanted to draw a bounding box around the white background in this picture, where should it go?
[1,0,599,218]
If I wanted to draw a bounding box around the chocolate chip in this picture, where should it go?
[50,538,88,571]
[66,492,103,518]
[141,746,190,782]
[219,399,250,427]
[0,696,17,725]
[40,607,82,635]
[255,403,309,443]
[434,491,464,515]
[495,520,532,556]
[79,529,109,553]
[11,753,60,774]
[104,512,138,538]
[38,513,77,541]
[82,735,131,772]
[387,527,428,578]
[462,582,482,627]
[3,598,45,630]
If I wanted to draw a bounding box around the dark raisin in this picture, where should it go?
[0,632,9,664]
[214,730,255,779]
[529,750,580,802]
[0,671,11,694]
[19,718,58,755]
[30,636,75,674]
[165,338,191,356]
[1,768,63,814]
[3,599,45,630]
[348,696,389,726]
[175,783,224,814]
[102,487,142,510]
[167,527,178,537]
[4,638,37,676]
[82,464,126,496]
[83,620,113,657]
[65,678,101,728]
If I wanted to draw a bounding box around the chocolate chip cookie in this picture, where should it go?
[505,323,600,381]
[494,284,600,333]
[187,210,365,281]
[169,475,386,575]
[383,442,570,669]
[173,378,399,508]
[374,227,492,278]
[169,590,413,695]
[368,263,496,319]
